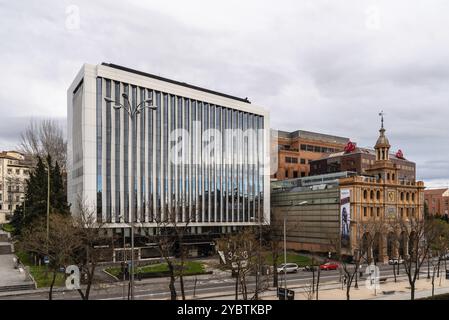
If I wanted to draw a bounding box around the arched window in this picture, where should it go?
[370,190,374,200]
[370,207,374,217]
[376,207,380,217]
[412,193,415,202]
[392,173,395,181]
[363,207,367,217]
[363,190,368,199]
[406,193,410,201]
[376,190,380,200]
[401,192,404,201]
[387,173,390,180]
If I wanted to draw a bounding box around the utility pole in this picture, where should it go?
[47,160,50,247]
[282,200,307,300]
[105,94,156,300]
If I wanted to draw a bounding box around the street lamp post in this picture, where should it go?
[282,200,307,300]
[105,94,156,300]
[250,214,263,300]
[46,158,50,252]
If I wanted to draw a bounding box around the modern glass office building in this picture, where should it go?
[67,63,270,237]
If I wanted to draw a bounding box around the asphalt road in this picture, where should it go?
[1,263,428,300]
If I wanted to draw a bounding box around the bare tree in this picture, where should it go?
[300,281,315,300]
[152,220,179,300]
[328,220,382,300]
[19,118,67,170]
[148,202,194,300]
[427,219,449,298]
[216,227,267,300]
[393,217,438,300]
[19,214,81,300]
[72,197,108,300]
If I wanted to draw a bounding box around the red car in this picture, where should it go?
[320,262,339,271]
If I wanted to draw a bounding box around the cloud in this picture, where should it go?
[0,0,448,187]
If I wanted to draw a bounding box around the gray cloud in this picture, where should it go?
[0,0,448,188]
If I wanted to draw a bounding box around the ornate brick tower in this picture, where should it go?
[366,112,399,184]
[339,112,425,263]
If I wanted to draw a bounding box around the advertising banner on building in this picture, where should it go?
[340,189,351,247]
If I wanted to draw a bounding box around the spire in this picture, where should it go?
[375,111,390,161]
[379,110,385,130]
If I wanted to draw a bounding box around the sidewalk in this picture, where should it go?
[191,274,449,300]
[0,254,35,291]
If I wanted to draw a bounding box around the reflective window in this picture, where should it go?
[96,77,102,221]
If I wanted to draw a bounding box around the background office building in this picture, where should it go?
[425,188,449,218]
[67,63,270,259]
[310,145,416,181]
[271,129,349,180]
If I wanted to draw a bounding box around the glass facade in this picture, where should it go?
[94,76,266,224]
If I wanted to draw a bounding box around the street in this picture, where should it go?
[0,262,428,300]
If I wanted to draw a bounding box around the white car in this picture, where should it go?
[277,263,299,273]
[388,258,404,265]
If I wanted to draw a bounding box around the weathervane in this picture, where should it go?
[379,110,385,129]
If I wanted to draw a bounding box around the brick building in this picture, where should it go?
[309,145,416,182]
[424,188,449,217]
[271,129,349,180]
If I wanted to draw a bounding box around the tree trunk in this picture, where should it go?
[49,271,57,300]
[179,248,186,300]
[180,274,186,300]
[312,257,315,294]
[437,258,441,277]
[393,264,397,282]
[346,284,351,300]
[316,268,321,300]
[77,289,86,300]
[411,283,415,300]
[85,264,95,300]
[235,269,239,300]
[240,275,247,300]
[432,267,435,298]
[168,263,177,300]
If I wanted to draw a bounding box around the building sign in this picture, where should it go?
[386,206,396,219]
[340,189,351,247]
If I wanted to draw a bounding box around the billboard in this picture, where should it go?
[340,189,351,247]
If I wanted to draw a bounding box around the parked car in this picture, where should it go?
[388,258,404,265]
[319,262,339,271]
[277,263,299,273]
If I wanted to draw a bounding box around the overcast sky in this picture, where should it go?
[1,0,448,188]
